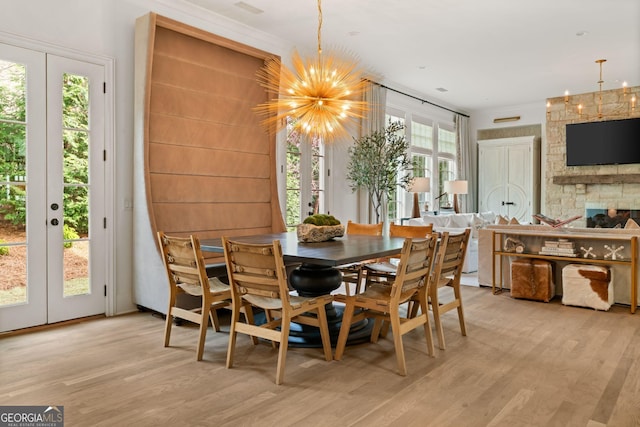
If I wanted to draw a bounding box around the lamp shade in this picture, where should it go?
[444,180,468,195]
[409,177,431,193]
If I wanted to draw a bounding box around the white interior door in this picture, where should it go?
[478,142,507,216]
[0,44,106,331]
[478,137,536,223]
[504,143,531,221]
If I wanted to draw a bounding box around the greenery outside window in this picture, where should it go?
[385,112,405,223]
[285,118,324,231]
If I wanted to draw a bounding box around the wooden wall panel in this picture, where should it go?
[149,84,256,126]
[154,27,262,77]
[154,203,274,234]
[149,176,271,203]
[151,54,265,102]
[148,143,270,177]
[141,13,285,245]
[148,113,266,153]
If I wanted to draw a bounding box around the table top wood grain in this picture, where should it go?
[200,232,406,267]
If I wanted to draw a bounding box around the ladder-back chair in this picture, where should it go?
[334,235,438,376]
[222,237,333,385]
[157,232,255,361]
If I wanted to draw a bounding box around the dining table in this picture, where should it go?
[200,231,407,347]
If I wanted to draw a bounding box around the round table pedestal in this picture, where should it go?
[287,263,373,347]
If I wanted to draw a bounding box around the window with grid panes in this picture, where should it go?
[437,126,457,209]
[385,113,405,223]
[410,119,432,214]
[285,118,325,231]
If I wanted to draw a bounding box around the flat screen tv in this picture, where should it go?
[566,117,640,166]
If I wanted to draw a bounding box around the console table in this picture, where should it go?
[491,229,638,313]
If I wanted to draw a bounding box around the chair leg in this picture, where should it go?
[163,306,174,348]
[196,306,210,361]
[370,318,383,343]
[355,268,364,295]
[408,299,420,318]
[242,304,259,345]
[265,310,278,349]
[334,300,356,360]
[226,300,242,369]
[453,284,467,336]
[419,289,435,357]
[389,307,407,376]
[430,288,446,350]
[209,308,221,332]
[315,306,333,362]
[275,315,290,385]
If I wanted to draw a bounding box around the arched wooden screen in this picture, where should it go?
[137,13,285,263]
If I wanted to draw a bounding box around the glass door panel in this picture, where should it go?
[0,44,106,332]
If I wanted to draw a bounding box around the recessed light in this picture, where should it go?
[576,30,588,37]
[436,87,448,93]
[418,66,426,70]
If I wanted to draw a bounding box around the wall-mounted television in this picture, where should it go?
[566,117,640,166]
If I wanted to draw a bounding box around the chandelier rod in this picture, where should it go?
[317,0,322,55]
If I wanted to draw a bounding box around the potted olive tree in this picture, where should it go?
[346,121,413,223]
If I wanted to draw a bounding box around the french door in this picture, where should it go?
[0,43,106,332]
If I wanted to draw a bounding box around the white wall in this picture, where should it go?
[469,101,548,213]
[1,0,550,314]
[0,0,290,315]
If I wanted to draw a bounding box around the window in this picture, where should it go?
[386,103,457,219]
[437,126,457,209]
[285,119,325,230]
[385,112,405,223]
[410,118,433,213]
[285,122,301,230]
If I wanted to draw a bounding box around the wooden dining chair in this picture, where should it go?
[410,229,471,350]
[334,235,438,376]
[157,232,256,361]
[222,237,333,385]
[337,221,384,296]
[364,223,434,287]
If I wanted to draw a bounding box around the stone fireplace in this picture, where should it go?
[545,85,640,226]
[585,207,640,228]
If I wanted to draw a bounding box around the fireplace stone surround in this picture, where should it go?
[545,85,640,227]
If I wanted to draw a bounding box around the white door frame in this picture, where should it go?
[0,32,115,319]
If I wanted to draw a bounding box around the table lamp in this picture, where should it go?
[409,177,430,218]
[444,180,468,213]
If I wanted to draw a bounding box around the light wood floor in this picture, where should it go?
[2,286,640,427]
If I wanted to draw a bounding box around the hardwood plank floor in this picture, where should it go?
[2,286,640,426]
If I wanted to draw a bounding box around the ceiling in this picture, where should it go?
[182,0,640,113]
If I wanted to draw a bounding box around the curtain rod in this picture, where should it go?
[369,80,470,118]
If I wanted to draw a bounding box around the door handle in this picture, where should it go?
[502,201,515,206]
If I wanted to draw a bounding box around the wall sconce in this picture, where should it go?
[409,177,430,218]
[444,180,468,214]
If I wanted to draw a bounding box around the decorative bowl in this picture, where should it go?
[296,223,345,243]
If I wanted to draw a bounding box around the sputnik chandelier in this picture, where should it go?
[254,0,369,141]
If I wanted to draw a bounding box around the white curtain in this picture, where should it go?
[455,113,475,213]
[358,82,387,222]
[361,81,387,136]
